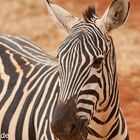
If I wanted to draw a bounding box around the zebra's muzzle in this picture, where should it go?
[51,98,88,140]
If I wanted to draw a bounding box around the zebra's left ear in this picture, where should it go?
[44,0,79,32]
[97,0,130,33]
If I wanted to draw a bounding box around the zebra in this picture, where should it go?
[0,0,130,140]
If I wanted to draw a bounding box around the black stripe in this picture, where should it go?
[99,66,107,106]
[120,111,125,134]
[125,134,129,140]
[92,117,105,125]
[88,127,103,138]
[77,107,92,116]
[107,119,120,140]
[78,99,94,106]
[85,74,102,88]
[79,90,99,100]
[0,79,4,94]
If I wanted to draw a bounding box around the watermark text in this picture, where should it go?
[0,132,9,139]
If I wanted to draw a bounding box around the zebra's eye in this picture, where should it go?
[93,57,103,68]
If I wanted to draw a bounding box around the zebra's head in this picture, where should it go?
[45,0,130,140]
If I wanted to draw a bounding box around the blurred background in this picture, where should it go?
[0,0,139,139]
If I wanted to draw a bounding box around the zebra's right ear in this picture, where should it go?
[44,0,79,32]
[96,0,130,33]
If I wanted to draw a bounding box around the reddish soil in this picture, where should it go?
[119,72,140,140]
[0,0,140,139]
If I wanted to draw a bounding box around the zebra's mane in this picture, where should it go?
[83,6,97,22]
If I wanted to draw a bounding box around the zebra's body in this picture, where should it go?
[0,35,58,140]
[0,0,130,140]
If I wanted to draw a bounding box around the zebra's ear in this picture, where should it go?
[44,0,79,32]
[97,0,130,33]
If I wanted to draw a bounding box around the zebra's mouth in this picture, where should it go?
[52,117,88,140]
